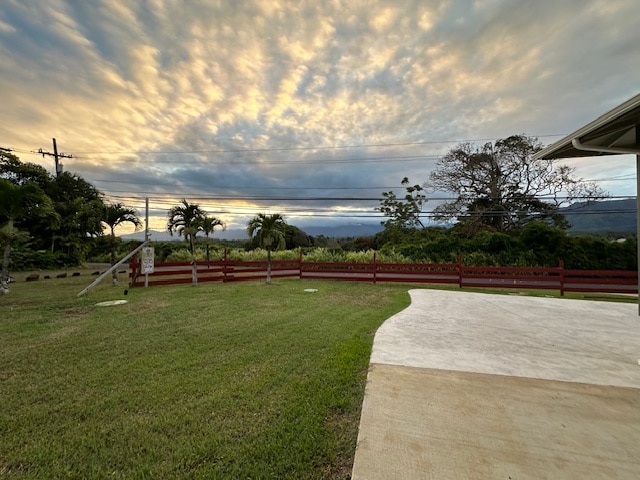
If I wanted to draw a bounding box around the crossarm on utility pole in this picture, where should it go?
[78,241,149,297]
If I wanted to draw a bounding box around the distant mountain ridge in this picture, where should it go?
[301,224,384,238]
[562,199,636,234]
[120,200,637,242]
[121,223,384,242]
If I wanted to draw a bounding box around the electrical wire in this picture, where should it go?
[74,154,443,166]
[5,139,637,224]
[101,191,635,201]
[3,133,568,160]
[87,173,636,190]
[51,134,570,156]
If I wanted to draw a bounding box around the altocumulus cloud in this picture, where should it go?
[0,0,639,231]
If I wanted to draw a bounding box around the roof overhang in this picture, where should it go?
[531,93,640,315]
[534,92,640,160]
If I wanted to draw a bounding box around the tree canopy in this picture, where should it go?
[247,213,288,284]
[103,203,142,284]
[44,172,105,259]
[377,177,427,230]
[1,179,57,292]
[427,135,606,234]
[0,151,50,188]
[1,154,145,271]
[198,215,225,262]
[167,199,207,255]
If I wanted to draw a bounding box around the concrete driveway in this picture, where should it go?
[352,290,640,479]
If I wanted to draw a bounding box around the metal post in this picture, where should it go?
[299,248,303,279]
[78,241,149,296]
[373,251,377,285]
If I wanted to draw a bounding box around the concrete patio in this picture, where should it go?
[352,290,640,479]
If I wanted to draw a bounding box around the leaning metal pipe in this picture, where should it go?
[77,240,150,297]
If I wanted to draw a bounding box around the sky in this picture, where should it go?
[1,0,639,235]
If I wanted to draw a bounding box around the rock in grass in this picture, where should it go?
[26,273,40,282]
[56,272,67,279]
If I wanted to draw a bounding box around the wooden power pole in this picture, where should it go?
[38,138,73,176]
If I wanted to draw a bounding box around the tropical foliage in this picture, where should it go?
[0,179,58,292]
[167,199,207,255]
[44,172,105,260]
[0,153,144,276]
[1,140,630,277]
[377,177,427,229]
[198,215,225,262]
[247,213,288,283]
[102,203,142,284]
[374,223,636,270]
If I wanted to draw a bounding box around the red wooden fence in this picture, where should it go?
[129,254,637,295]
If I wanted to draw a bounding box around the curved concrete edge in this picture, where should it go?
[352,289,640,479]
[371,289,640,388]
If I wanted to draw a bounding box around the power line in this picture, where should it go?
[101,191,635,201]
[103,206,639,221]
[78,153,441,165]
[67,134,568,156]
[102,193,639,227]
[93,178,396,190]
[89,174,636,191]
[584,174,636,182]
[4,133,569,161]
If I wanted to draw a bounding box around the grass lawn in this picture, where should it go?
[0,274,412,479]
[2,272,635,479]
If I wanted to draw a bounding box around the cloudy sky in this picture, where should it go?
[1,0,639,234]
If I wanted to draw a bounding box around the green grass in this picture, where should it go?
[2,273,635,479]
[0,275,412,479]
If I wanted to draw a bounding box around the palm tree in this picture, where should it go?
[102,202,142,285]
[167,199,206,255]
[0,179,57,293]
[247,213,287,284]
[198,215,225,263]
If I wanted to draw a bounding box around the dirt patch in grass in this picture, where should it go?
[59,306,93,318]
[129,297,171,313]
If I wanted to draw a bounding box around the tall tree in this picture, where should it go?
[102,203,142,285]
[283,224,312,249]
[1,154,110,266]
[377,177,427,229]
[167,199,206,255]
[44,172,105,259]
[247,213,287,284]
[198,215,225,262]
[0,179,57,293]
[428,135,606,235]
[1,151,51,189]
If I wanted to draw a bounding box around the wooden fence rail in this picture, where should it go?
[129,253,637,295]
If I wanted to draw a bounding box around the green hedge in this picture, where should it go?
[9,247,78,270]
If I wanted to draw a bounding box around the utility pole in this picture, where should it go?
[38,138,73,177]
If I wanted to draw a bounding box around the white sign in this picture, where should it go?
[141,247,154,274]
